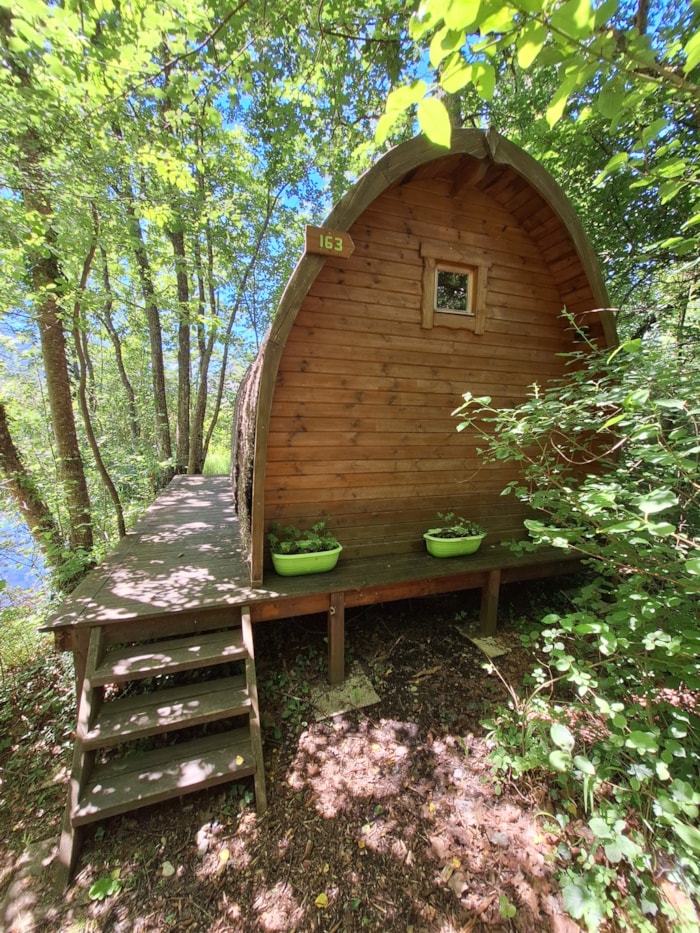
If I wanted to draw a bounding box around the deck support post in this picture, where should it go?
[71,628,90,705]
[327,591,345,685]
[479,568,501,636]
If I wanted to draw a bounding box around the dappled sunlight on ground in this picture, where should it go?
[1,591,595,932]
[287,717,419,818]
[282,710,566,931]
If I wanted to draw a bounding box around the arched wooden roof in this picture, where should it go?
[267,129,615,352]
[243,129,617,582]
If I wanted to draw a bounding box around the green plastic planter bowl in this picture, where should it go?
[423,532,486,558]
[271,545,343,576]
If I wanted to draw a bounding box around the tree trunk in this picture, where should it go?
[98,245,141,442]
[203,197,279,465]
[167,227,191,474]
[72,242,127,538]
[22,169,94,554]
[0,402,66,579]
[188,229,217,474]
[123,191,174,485]
[2,9,93,556]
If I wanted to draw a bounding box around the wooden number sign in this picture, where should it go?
[305,224,355,259]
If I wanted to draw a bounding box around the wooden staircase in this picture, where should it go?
[56,605,266,887]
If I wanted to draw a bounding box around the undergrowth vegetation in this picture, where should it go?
[0,641,75,855]
[0,590,52,678]
[457,338,700,932]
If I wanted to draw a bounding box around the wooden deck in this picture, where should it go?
[44,475,580,686]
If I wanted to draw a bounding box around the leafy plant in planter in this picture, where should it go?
[268,518,342,576]
[423,512,486,557]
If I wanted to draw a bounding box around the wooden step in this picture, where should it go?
[73,727,255,825]
[92,629,247,686]
[81,676,249,750]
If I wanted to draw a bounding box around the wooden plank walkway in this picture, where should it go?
[44,475,580,685]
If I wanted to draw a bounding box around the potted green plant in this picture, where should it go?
[423,512,486,558]
[268,518,342,576]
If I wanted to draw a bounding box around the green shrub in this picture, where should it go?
[457,339,700,930]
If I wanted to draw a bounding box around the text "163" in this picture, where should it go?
[320,233,344,252]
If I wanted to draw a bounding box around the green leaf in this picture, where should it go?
[562,877,606,927]
[641,117,669,147]
[430,26,465,68]
[594,151,629,186]
[593,0,619,28]
[551,722,575,752]
[546,79,574,127]
[440,57,474,94]
[597,79,625,120]
[604,840,623,863]
[480,5,519,34]
[683,29,700,74]
[635,488,677,516]
[625,731,659,753]
[588,816,612,838]
[647,520,676,537]
[376,80,429,143]
[516,21,548,69]
[672,821,700,853]
[386,80,429,114]
[573,754,595,775]
[660,179,686,204]
[88,876,122,901]
[444,0,484,30]
[473,62,495,100]
[602,412,625,429]
[602,518,642,534]
[685,555,700,575]
[549,749,571,772]
[375,112,401,144]
[624,386,650,408]
[417,97,452,148]
[550,0,596,39]
[656,761,671,781]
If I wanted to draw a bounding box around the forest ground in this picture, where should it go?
[0,580,590,933]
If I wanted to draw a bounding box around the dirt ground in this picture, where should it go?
[0,583,586,933]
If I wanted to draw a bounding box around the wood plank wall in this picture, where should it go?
[263,159,602,561]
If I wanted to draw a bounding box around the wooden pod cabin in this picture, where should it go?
[233,129,617,586]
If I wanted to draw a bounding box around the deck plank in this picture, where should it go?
[73,728,255,825]
[82,675,249,749]
[93,630,247,685]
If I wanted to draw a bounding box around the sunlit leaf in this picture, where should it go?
[550,0,596,39]
[549,749,571,772]
[635,488,677,515]
[551,722,575,752]
[516,21,547,69]
[430,26,465,68]
[594,151,629,186]
[417,97,452,148]
[683,29,700,73]
[625,731,659,753]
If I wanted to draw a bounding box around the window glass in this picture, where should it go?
[435,268,472,314]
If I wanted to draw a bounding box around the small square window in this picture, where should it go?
[420,242,491,334]
[435,267,474,315]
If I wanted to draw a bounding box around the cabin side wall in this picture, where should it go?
[262,164,601,562]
